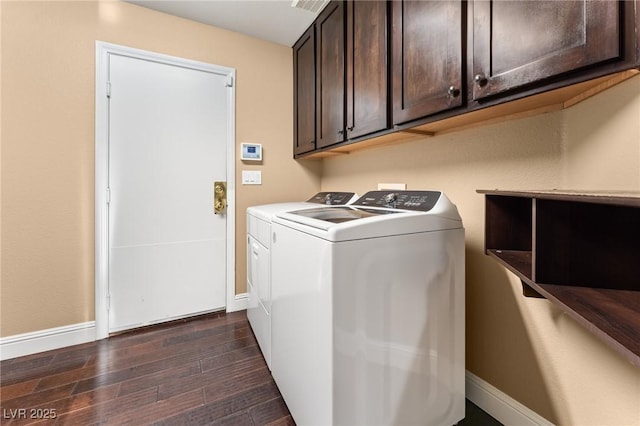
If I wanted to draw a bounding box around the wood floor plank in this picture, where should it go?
[30,383,120,418]
[33,362,106,393]
[0,378,40,402]
[53,387,158,425]
[158,381,281,425]
[1,383,76,412]
[86,337,166,366]
[266,415,297,426]
[249,397,291,425]
[158,355,267,401]
[107,388,204,425]
[71,327,253,396]
[82,324,254,376]
[200,345,262,372]
[203,366,274,404]
[0,357,87,387]
[207,411,255,426]
[162,323,253,348]
[191,311,247,329]
[0,353,54,370]
[116,361,201,398]
[49,343,104,366]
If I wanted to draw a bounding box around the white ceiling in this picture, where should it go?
[127,0,325,46]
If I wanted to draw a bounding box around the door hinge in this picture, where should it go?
[107,293,111,310]
[106,187,111,204]
[106,81,112,98]
[225,75,233,88]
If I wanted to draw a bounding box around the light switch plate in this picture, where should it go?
[242,170,262,185]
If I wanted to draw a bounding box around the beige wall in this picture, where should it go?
[321,76,640,425]
[3,1,639,424]
[0,1,320,337]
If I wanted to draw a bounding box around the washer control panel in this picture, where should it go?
[307,192,357,205]
[354,190,441,211]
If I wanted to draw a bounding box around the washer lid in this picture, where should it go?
[284,206,402,224]
[247,192,358,222]
[247,201,323,222]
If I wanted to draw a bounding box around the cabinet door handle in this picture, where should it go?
[337,129,345,135]
[347,126,354,131]
[474,74,488,87]
[447,86,459,97]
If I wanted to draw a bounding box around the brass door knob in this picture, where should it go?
[214,181,227,214]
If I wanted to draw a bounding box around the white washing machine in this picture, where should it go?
[246,192,358,370]
[271,190,465,426]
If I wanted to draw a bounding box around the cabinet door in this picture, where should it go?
[316,1,346,149]
[392,0,463,125]
[473,0,621,100]
[294,27,316,155]
[346,0,389,139]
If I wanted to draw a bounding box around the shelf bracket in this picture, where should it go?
[521,281,545,298]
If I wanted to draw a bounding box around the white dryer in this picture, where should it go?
[246,192,357,370]
[271,190,465,426]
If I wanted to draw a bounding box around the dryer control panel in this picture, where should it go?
[354,190,442,211]
[307,192,357,205]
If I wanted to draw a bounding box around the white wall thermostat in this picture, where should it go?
[241,143,262,161]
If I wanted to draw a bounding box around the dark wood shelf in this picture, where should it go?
[537,284,640,365]
[479,190,640,368]
[487,249,532,281]
[478,189,640,207]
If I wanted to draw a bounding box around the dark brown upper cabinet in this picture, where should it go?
[315,0,390,149]
[294,0,639,158]
[346,0,390,139]
[472,0,622,100]
[293,26,316,155]
[316,1,346,149]
[392,0,463,125]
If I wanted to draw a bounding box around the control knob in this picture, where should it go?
[385,193,398,208]
[324,193,333,205]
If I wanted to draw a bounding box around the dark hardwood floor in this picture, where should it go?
[1,311,500,425]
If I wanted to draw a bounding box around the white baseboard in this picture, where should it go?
[227,292,248,313]
[466,370,555,426]
[0,321,96,361]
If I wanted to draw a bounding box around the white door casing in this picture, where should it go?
[95,42,240,339]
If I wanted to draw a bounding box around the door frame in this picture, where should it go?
[95,41,238,340]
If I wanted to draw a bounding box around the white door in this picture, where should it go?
[107,53,228,333]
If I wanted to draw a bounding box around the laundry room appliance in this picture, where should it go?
[246,192,358,370]
[270,190,465,426]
